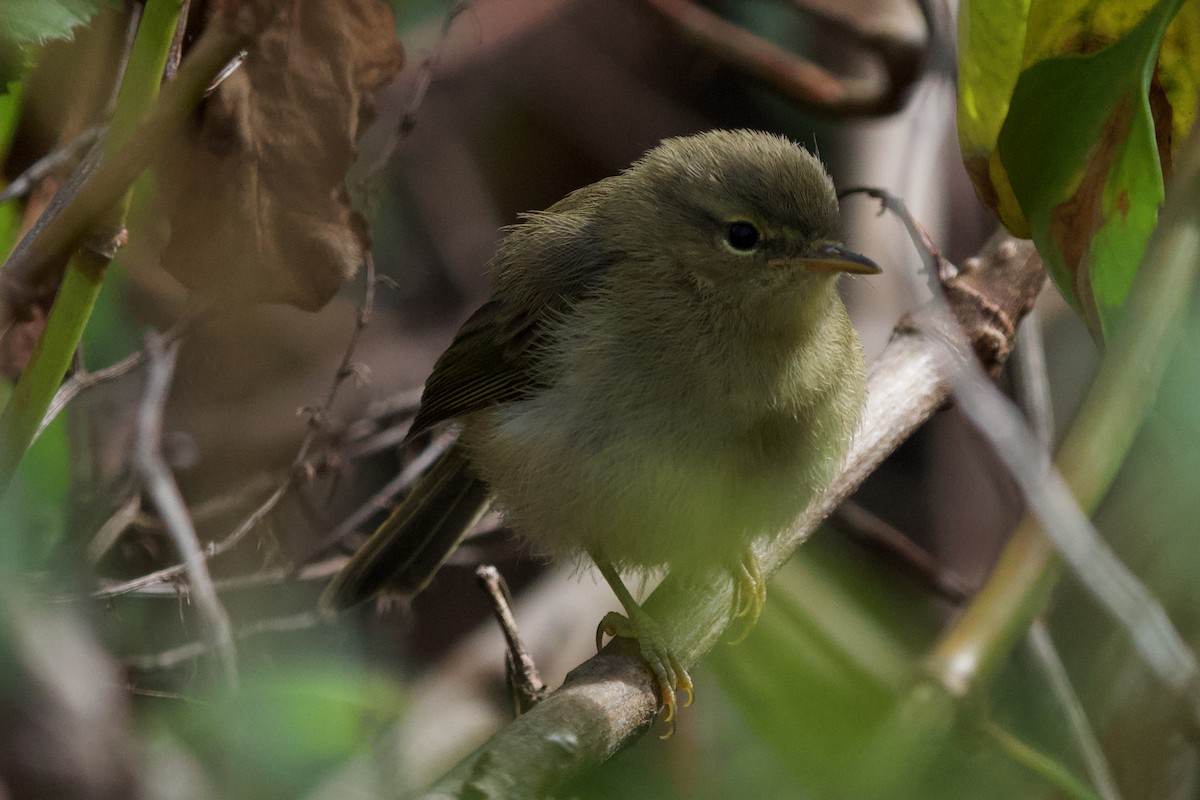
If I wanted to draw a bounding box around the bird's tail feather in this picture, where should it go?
[320,442,491,612]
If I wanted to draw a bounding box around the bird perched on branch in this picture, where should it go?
[321,129,879,728]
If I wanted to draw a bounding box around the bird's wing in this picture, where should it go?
[409,190,617,435]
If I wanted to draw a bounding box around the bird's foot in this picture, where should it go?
[596,608,694,738]
[728,552,767,644]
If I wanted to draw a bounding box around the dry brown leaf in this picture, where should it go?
[157,0,404,311]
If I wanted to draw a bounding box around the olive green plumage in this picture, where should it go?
[321,130,878,716]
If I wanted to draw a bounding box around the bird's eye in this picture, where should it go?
[724,221,760,254]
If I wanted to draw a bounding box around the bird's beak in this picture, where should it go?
[796,245,882,275]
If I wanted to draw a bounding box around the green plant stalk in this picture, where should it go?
[0,0,183,493]
[0,251,106,483]
[926,119,1200,701]
[852,124,1200,800]
[983,721,1105,800]
[0,81,25,256]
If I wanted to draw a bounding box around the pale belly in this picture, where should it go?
[462,391,842,577]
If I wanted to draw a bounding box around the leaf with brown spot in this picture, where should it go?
[155,0,403,311]
[959,0,1195,339]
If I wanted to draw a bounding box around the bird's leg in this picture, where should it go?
[590,555,694,737]
[727,550,768,645]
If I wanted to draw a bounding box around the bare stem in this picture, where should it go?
[133,336,237,688]
[0,1,245,494]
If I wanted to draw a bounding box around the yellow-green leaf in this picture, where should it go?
[957,0,1031,235]
[957,0,1198,339]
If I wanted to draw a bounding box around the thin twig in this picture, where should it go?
[35,305,203,445]
[296,252,377,467]
[872,187,1200,723]
[1012,302,1119,797]
[399,2,468,136]
[332,383,423,457]
[1013,305,1055,450]
[129,472,279,532]
[96,554,345,599]
[359,384,426,424]
[841,186,957,288]
[831,501,972,604]
[125,686,203,703]
[476,564,548,715]
[87,493,141,564]
[163,0,192,80]
[36,350,145,441]
[94,476,290,600]
[125,611,324,671]
[1010,285,1119,797]
[0,14,254,327]
[95,254,379,599]
[305,429,456,561]
[205,49,248,94]
[983,720,1105,800]
[0,126,105,205]
[364,1,470,178]
[341,416,416,461]
[133,335,237,688]
[1027,621,1124,800]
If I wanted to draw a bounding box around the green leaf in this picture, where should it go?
[998,0,1187,337]
[957,0,1198,339]
[0,79,22,256]
[166,664,404,800]
[956,0,1032,236]
[0,0,115,45]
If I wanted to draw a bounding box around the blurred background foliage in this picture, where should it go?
[0,1,1198,799]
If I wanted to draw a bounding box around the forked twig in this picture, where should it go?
[94,254,379,600]
[476,564,548,714]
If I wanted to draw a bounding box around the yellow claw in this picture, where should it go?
[595,618,612,653]
[728,554,768,645]
[595,609,693,738]
[675,658,695,708]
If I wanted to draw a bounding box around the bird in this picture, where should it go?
[321,129,879,727]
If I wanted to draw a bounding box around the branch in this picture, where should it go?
[0,126,104,205]
[0,9,253,328]
[305,430,455,561]
[125,611,322,672]
[92,253,379,600]
[0,2,251,494]
[923,116,1200,709]
[414,231,1044,798]
[643,0,930,115]
[133,335,237,688]
[1027,621,1123,800]
[848,119,1200,799]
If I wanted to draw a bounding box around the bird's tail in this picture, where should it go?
[320,442,491,612]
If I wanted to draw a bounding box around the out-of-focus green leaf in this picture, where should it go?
[1000,0,1186,337]
[707,539,929,794]
[957,0,1031,236]
[0,84,21,256]
[0,77,24,255]
[0,382,69,570]
[957,0,1197,339]
[0,0,115,45]
[166,663,404,800]
[81,265,140,369]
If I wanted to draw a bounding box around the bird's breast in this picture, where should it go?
[462,285,867,574]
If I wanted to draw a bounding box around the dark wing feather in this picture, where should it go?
[409,300,546,433]
[409,187,618,435]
